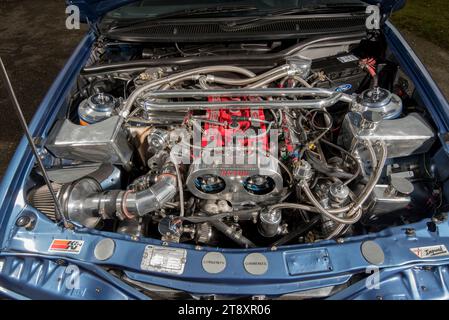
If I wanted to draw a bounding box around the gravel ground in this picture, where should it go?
[0,1,448,175]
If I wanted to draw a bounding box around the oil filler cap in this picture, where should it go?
[361,241,385,265]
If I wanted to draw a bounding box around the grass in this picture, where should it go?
[392,0,449,50]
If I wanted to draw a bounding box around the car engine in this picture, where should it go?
[28,35,441,248]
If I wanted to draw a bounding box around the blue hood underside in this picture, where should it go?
[68,0,405,23]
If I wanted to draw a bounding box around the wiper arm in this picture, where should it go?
[109,5,259,31]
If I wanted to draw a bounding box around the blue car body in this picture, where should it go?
[68,0,406,22]
[1,1,449,299]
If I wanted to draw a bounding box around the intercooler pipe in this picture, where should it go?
[246,70,292,89]
[157,66,270,90]
[121,64,285,116]
[135,88,352,112]
[58,164,179,226]
[119,173,178,219]
[120,65,257,116]
[157,65,290,89]
[120,63,355,116]
[206,64,290,86]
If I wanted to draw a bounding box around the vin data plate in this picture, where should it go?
[141,245,187,275]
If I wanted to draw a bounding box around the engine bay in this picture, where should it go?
[27,32,446,249]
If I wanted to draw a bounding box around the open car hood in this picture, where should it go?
[68,0,406,23]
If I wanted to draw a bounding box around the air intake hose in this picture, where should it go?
[57,165,178,227]
[117,174,178,219]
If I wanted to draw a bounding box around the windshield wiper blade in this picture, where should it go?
[265,3,367,17]
[219,3,367,29]
[109,5,259,31]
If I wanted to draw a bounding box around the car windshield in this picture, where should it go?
[104,0,366,20]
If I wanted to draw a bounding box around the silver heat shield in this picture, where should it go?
[339,112,435,159]
[46,116,132,166]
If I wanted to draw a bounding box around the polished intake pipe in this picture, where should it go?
[118,174,178,219]
[137,88,353,112]
[59,168,179,227]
